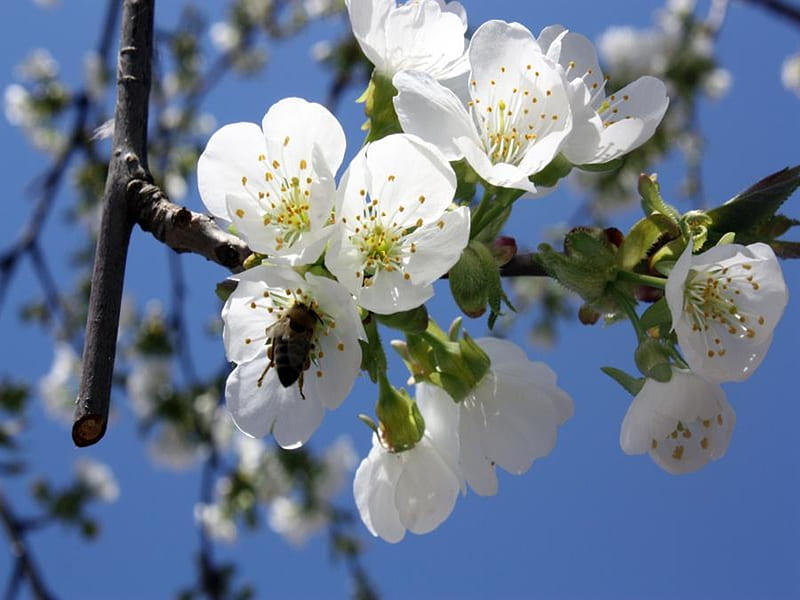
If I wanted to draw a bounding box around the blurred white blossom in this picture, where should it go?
[781,53,800,97]
[39,342,80,424]
[75,458,119,502]
[209,22,241,53]
[194,503,237,544]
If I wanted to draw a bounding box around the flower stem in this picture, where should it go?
[612,288,647,343]
[616,270,667,289]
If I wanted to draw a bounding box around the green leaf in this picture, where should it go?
[375,305,429,334]
[601,367,645,397]
[705,165,800,245]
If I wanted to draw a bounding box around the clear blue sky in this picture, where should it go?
[1,1,799,599]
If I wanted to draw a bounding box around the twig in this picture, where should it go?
[130,180,251,271]
[74,0,155,448]
[0,488,54,600]
[738,0,800,25]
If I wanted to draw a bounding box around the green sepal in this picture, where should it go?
[452,159,479,205]
[680,210,713,251]
[359,314,387,384]
[531,153,573,188]
[376,305,429,334]
[375,374,425,452]
[705,165,800,247]
[536,228,618,305]
[618,213,682,270]
[362,72,402,143]
[638,173,680,223]
[215,280,236,302]
[600,367,645,397]
[448,239,495,318]
[639,297,671,331]
[634,338,673,383]
[242,253,265,270]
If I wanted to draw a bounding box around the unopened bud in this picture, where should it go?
[491,236,517,266]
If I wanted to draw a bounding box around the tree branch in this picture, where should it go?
[0,489,54,600]
[74,0,155,448]
[738,0,800,25]
[130,179,250,271]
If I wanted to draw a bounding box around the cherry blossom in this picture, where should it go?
[458,338,573,496]
[325,133,469,314]
[665,242,788,382]
[620,369,735,475]
[198,97,345,265]
[346,0,469,81]
[222,265,365,448]
[353,383,461,543]
[537,25,669,165]
[393,20,572,193]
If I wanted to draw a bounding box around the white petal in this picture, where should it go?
[358,268,434,314]
[415,383,461,475]
[395,440,460,535]
[225,354,323,446]
[303,327,361,411]
[404,207,470,284]
[458,404,498,496]
[469,21,542,100]
[198,122,267,220]
[383,1,468,78]
[345,0,392,71]
[393,70,477,161]
[588,76,668,164]
[362,133,456,223]
[353,440,406,542]
[222,278,279,364]
[261,97,346,177]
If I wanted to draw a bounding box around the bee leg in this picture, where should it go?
[297,371,306,400]
[257,345,275,387]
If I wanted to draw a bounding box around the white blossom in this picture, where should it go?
[354,383,461,543]
[620,369,734,475]
[222,265,365,448]
[393,20,572,193]
[538,25,669,166]
[74,458,119,502]
[148,424,204,470]
[665,242,788,382]
[458,338,573,496]
[198,97,346,266]
[39,342,80,424]
[268,497,328,546]
[325,133,469,313]
[781,52,800,97]
[126,355,172,418]
[209,22,241,53]
[4,84,34,127]
[194,503,237,544]
[346,0,469,81]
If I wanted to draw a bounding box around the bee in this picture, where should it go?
[258,302,321,399]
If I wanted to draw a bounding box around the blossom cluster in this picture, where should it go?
[193,0,791,544]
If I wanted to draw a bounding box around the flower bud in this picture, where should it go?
[376,374,425,452]
[491,236,517,266]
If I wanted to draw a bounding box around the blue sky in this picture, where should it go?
[1,1,799,599]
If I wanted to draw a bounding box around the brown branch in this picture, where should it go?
[74,0,155,448]
[499,253,549,277]
[129,179,250,271]
[738,0,800,25]
[0,488,54,600]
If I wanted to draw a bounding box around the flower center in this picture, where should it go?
[683,262,767,359]
[467,62,565,165]
[650,413,727,468]
[238,143,315,251]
